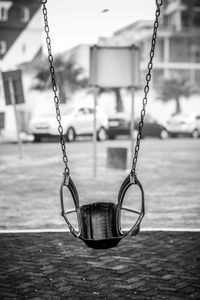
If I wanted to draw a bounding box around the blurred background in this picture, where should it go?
[0,0,200,231]
[0,0,200,139]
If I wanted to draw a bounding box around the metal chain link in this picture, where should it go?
[41,0,70,175]
[131,0,163,174]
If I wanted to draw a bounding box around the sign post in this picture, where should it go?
[130,45,139,157]
[89,45,140,176]
[130,87,135,157]
[8,77,23,158]
[93,87,98,177]
[0,112,5,135]
[2,70,25,158]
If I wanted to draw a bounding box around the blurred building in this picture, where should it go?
[0,0,42,68]
[64,1,200,119]
[1,0,200,139]
[64,44,90,78]
[0,0,42,138]
[97,0,200,88]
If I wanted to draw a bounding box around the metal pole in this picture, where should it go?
[190,44,196,86]
[8,77,23,159]
[93,87,97,177]
[130,87,135,157]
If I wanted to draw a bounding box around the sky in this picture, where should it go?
[44,0,156,53]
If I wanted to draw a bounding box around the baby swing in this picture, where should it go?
[40,0,163,249]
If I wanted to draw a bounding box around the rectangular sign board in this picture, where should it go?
[89,45,140,88]
[2,69,25,105]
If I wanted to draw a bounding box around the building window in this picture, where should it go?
[0,7,8,21]
[0,41,7,55]
[21,7,30,23]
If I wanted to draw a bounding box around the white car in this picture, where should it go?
[167,113,200,138]
[29,105,109,142]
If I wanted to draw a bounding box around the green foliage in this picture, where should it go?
[32,54,87,103]
[156,77,193,115]
[157,78,191,102]
[97,87,124,112]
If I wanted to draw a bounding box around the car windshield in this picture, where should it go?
[40,105,75,118]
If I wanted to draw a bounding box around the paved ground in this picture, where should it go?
[0,231,199,299]
[0,139,200,299]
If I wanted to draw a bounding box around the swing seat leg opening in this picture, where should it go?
[79,202,123,249]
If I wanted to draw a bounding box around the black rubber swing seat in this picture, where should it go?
[79,202,122,249]
[60,174,145,249]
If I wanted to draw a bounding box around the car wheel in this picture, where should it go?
[66,127,76,142]
[97,127,107,141]
[192,129,199,139]
[160,129,169,139]
[33,134,41,143]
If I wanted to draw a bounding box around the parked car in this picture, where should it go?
[107,113,169,139]
[29,105,108,142]
[167,113,200,138]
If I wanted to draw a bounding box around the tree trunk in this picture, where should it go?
[57,76,67,103]
[59,87,67,103]
[174,97,181,115]
[115,89,124,112]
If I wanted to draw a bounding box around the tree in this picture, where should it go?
[32,54,87,103]
[114,88,124,112]
[156,77,192,115]
[95,87,124,112]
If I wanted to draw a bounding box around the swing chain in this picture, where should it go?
[131,0,162,173]
[41,0,162,177]
[41,1,70,176]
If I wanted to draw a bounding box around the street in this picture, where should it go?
[0,137,200,230]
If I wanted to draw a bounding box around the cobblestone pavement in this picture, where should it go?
[0,231,199,300]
